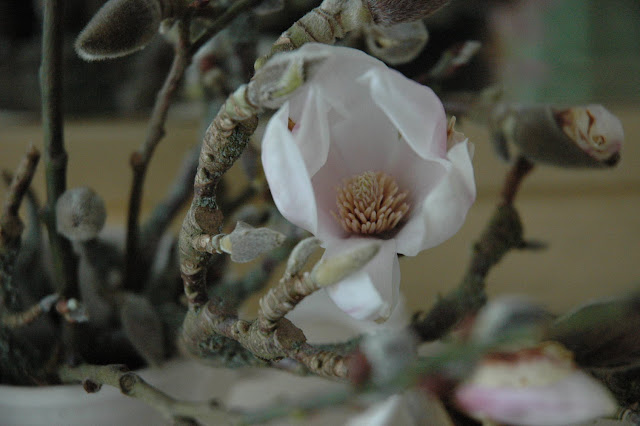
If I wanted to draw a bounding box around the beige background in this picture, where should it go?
[1,105,638,315]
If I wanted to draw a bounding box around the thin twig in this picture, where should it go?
[0,146,41,310]
[189,0,266,55]
[59,364,237,425]
[124,20,192,292]
[40,0,78,299]
[411,157,535,341]
[500,156,535,205]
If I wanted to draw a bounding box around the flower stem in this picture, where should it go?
[40,0,79,299]
[124,20,191,292]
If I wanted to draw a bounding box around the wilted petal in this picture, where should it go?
[455,371,617,426]
[262,103,318,233]
[396,140,475,256]
[326,240,400,321]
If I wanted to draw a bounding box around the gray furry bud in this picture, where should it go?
[360,330,416,386]
[221,221,286,263]
[56,187,106,241]
[249,49,329,109]
[364,21,428,65]
[75,0,182,61]
[490,104,624,168]
[365,0,451,26]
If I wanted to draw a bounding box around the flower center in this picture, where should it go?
[333,171,410,236]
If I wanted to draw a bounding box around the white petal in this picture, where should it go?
[288,86,332,176]
[455,371,617,426]
[326,239,400,322]
[346,395,411,426]
[361,66,448,161]
[261,103,317,233]
[395,140,476,256]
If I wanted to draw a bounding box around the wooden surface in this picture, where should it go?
[1,105,638,315]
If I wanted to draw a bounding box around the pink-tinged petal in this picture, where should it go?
[395,140,475,256]
[288,86,332,176]
[326,239,400,321]
[455,371,617,426]
[261,103,317,233]
[361,66,448,161]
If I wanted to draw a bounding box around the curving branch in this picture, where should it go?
[124,20,192,292]
[0,146,41,310]
[59,364,237,425]
[411,156,535,341]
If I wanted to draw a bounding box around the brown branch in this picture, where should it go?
[58,364,237,425]
[411,157,535,341]
[500,156,535,205]
[0,146,40,310]
[2,294,59,328]
[124,20,192,292]
[40,0,78,299]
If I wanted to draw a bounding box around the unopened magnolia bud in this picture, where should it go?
[471,296,552,346]
[360,330,416,385]
[283,237,321,280]
[56,187,106,241]
[253,0,284,16]
[75,0,183,61]
[249,49,329,109]
[364,21,428,65]
[310,242,380,288]
[491,104,624,168]
[221,221,286,263]
[365,0,451,26]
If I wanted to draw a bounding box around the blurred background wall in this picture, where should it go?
[0,0,638,315]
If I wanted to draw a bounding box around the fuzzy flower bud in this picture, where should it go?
[490,103,624,168]
[248,49,329,109]
[365,0,451,26]
[364,21,428,65]
[359,329,416,386]
[311,242,380,288]
[220,221,286,263]
[56,187,106,242]
[75,0,183,61]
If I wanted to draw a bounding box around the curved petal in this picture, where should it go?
[455,371,617,426]
[261,103,317,233]
[326,239,400,321]
[361,66,448,161]
[395,140,475,256]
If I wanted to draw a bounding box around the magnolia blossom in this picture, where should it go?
[262,43,475,321]
[455,342,617,425]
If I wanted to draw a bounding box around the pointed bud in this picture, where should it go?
[490,104,624,168]
[253,0,284,16]
[56,187,106,241]
[75,0,181,61]
[364,21,428,65]
[221,221,286,263]
[471,296,552,346]
[311,242,380,288]
[249,49,329,109]
[365,0,451,26]
[359,329,416,386]
[283,237,321,280]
